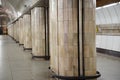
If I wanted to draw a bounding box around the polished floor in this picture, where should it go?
[97,54,120,80]
[0,35,50,80]
[0,35,120,80]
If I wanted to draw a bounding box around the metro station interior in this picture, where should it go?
[0,0,120,80]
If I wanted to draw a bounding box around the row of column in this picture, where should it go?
[8,7,47,58]
[8,0,100,79]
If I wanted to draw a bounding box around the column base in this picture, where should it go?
[13,39,18,43]
[8,35,15,41]
[97,48,120,57]
[16,41,19,43]
[19,44,24,46]
[31,53,50,60]
[49,67,101,80]
[23,47,32,51]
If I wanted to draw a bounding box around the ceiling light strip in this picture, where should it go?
[96,2,120,10]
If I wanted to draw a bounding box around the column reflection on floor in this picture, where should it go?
[0,35,120,80]
[0,35,50,80]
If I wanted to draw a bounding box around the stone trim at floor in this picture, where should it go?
[97,48,120,58]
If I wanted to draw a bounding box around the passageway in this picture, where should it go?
[0,35,120,80]
[0,0,120,80]
[0,35,50,80]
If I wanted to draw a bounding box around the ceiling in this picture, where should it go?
[6,0,120,11]
[96,3,120,25]
[0,0,119,26]
[97,0,120,7]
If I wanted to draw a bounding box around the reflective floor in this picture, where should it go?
[0,35,50,80]
[97,54,120,80]
[0,35,120,80]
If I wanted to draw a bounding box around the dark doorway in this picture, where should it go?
[0,27,3,35]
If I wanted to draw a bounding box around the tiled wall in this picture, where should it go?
[96,35,120,52]
[96,24,120,52]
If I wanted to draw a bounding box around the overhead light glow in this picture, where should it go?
[96,7,102,10]
[103,3,118,8]
[17,12,22,17]
[96,2,119,10]
[0,0,2,5]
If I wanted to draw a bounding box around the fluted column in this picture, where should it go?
[50,0,78,76]
[82,0,96,76]
[10,24,14,38]
[13,23,17,41]
[8,24,14,38]
[31,7,45,57]
[8,27,10,36]
[23,14,32,49]
[18,19,20,43]
[19,18,24,45]
[49,0,97,78]
[16,21,19,42]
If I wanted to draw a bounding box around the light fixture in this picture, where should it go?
[17,12,22,17]
[103,3,118,8]
[96,2,119,10]
[96,7,102,10]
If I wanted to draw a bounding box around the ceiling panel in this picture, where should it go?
[97,0,120,7]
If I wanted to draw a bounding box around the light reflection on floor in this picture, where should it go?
[0,35,120,80]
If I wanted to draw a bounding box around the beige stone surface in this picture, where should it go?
[19,18,24,44]
[16,21,19,42]
[49,0,96,77]
[83,0,96,76]
[8,24,14,37]
[18,19,21,44]
[23,14,32,48]
[50,0,78,76]
[31,7,45,56]
[13,22,17,40]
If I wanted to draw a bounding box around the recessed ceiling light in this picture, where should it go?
[17,12,22,17]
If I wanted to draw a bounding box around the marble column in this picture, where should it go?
[17,21,20,42]
[23,14,32,49]
[10,24,14,38]
[16,21,19,42]
[79,0,96,77]
[8,24,13,38]
[13,22,17,41]
[31,7,45,57]
[49,0,96,78]
[18,19,20,42]
[19,18,24,45]
[8,26,11,36]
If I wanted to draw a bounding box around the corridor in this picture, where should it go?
[0,35,120,80]
[0,35,50,80]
